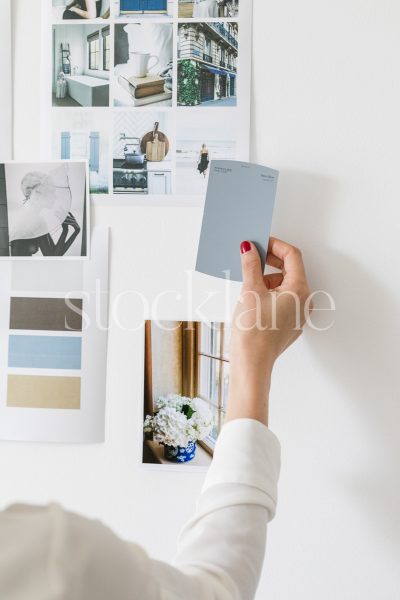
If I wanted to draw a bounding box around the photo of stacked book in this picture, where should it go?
[118,74,172,106]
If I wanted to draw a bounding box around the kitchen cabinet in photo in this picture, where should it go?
[148,169,171,195]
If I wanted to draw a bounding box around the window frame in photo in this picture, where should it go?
[87,31,100,71]
[102,26,110,72]
[195,322,230,455]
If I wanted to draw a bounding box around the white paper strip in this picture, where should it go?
[0,0,12,160]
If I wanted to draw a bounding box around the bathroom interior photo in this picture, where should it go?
[53,24,110,107]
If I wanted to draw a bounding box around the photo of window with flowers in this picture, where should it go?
[143,320,230,467]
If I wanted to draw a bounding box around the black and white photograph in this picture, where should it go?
[113,111,173,195]
[0,161,88,258]
[178,0,239,18]
[143,320,231,468]
[114,0,174,19]
[52,0,111,20]
[53,24,111,107]
[176,109,236,195]
[178,22,238,106]
[114,23,173,107]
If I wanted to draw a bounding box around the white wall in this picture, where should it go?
[0,0,12,160]
[8,1,400,599]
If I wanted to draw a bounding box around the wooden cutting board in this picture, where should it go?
[141,122,169,157]
[146,135,166,162]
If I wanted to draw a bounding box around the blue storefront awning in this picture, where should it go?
[204,66,226,76]
[203,66,236,77]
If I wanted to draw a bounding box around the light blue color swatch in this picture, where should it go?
[8,335,82,370]
[196,160,279,282]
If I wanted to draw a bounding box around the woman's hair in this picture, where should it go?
[20,172,49,201]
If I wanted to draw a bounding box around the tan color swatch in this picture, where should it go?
[7,375,81,410]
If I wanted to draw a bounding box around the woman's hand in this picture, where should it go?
[226,238,312,426]
[62,212,81,233]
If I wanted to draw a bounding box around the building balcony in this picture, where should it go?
[178,50,237,73]
[206,23,238,50]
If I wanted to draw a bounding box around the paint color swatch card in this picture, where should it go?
[0,227,109,443]
[196,161,279,282]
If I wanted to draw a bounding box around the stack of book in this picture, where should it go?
[118,74,172,106]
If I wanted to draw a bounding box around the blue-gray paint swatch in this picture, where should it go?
[8,335,82,370]
[196,160,279,282]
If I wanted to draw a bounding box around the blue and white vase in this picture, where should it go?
[164,441,196,463]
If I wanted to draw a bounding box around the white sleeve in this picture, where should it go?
[151,418,281,600]
[70,418,280,600]
[0,419,280,600]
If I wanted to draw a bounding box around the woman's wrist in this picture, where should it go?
[225,370,271,427]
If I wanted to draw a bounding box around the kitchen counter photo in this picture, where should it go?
[113,113,173,195]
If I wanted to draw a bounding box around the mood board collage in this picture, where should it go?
[40,0,252,205]
[0,0,253,471]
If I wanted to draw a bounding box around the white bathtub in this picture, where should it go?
[66,75,109,107]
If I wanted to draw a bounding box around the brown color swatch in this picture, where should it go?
[9,297,83,332]
[7,375,81,409]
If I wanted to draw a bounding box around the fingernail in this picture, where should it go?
[240,241,252,254]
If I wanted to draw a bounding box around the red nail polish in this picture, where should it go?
[240,241,252,254]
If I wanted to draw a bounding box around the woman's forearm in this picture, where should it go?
[226,341,273,427]
[172,420,281,600]
[226,373,270,426]
[70,7,89,17]
[71,7,93,19]
[70,3,97,19]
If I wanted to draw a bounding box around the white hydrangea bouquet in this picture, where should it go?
[144,394,213,462]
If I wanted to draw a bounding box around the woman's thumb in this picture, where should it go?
[240,241,264,287]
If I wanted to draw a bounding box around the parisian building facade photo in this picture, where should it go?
[178,22,238,106]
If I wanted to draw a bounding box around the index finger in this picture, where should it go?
[268,237,307,285]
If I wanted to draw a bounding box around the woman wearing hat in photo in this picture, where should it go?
[9,166,82,257]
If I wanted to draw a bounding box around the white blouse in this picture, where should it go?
[0,419,281,600]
